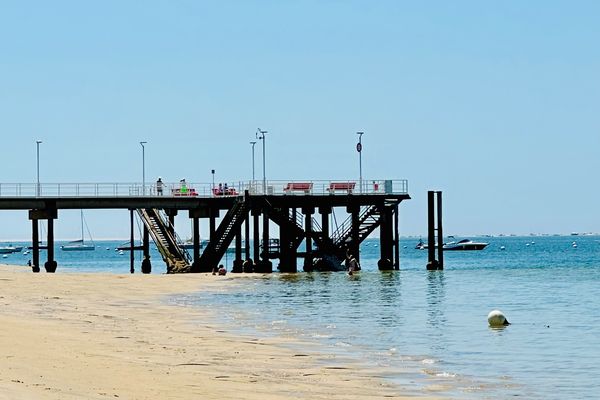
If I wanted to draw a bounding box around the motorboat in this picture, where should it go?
[414,239,438,250]
[0,246,17,254]
[443,239,488,251]
[0,245,23,254]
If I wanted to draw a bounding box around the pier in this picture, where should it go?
[0,179,409,273]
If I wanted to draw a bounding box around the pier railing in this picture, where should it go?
[0,179,408,198]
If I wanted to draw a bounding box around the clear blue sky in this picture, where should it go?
[1,1,599,240]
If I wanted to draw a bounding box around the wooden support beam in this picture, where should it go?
[436,191,444,270]
[303,207,313,270]
[253,210,260,263]
[31,219,40,273]
[319,206,330,239]
[45,216,56,273]
[130,209,135,273]
[394,204,400,270]
[427,191,436,265]
[193,216,200,264]
[244,209,250,260]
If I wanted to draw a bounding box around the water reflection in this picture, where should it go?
[426,271,447,352]
[378,271,402,306]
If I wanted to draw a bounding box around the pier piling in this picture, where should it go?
[130,209,135,273]
[426,191,443,270]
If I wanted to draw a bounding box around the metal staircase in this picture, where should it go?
[196,198,247,272]
[137,208,192,273]
[268,207,306,250]
[330,204,382,255]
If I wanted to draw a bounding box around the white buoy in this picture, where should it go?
[487,310,510,327]
[500,246,506,251]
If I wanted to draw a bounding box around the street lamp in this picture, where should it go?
[211,169,215,195]
[140,141,147,195]
[250,141,257,182]
[256,128,268,194]
[36,140,42,196]
[356,132,364,193]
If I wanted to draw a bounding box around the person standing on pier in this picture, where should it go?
[156,177,164,196]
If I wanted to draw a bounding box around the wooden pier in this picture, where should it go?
[0,180,409,273]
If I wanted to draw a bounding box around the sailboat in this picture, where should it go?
[61,210,95,251]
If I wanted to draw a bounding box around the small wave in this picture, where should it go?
[436,371,457,378]
[335,341,352,347]
[311,333,332,339]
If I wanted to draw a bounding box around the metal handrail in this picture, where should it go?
[155,209,193,265]
[0,179,409,198]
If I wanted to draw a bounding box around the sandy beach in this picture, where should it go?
[0,264,437,400]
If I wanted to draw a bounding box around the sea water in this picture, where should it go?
[173,235,600,399]
[4,235,599,398]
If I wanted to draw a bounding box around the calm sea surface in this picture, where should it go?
[5,235,599,399]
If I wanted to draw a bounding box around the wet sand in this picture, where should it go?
[0,264,438,399]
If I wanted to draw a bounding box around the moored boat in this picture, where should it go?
[61,239,95,251]
[60,210,95,251]
[443,239,488,251]
[0,245,23,254]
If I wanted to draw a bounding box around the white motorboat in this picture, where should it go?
[0,245,23,254]
[414,239,439,250]
[443,239,488,251]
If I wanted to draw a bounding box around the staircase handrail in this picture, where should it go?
[155,209,193,265]
[331,205,379,246]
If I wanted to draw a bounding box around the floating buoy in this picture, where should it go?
[487,310,510,327]
[500,246,506,251]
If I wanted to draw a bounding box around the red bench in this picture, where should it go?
[328,182,356,194]
[171,188,198,197]
[283,182,313,194]
[212,187,238,196]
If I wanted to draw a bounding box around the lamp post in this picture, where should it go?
[140,141,147,195]
[250,141,257,182]
[356,132,364,193]
[211,169,215,196]
[256,128,268,194]
[36,140,42,197]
